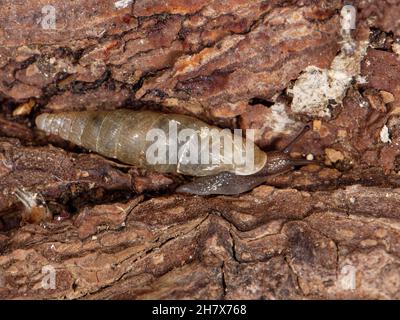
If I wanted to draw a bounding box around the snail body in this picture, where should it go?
[36,109,313,195]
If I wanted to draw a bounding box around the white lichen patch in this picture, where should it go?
[289,6,369,119]
[289,41,369,118]
[257,102,303,144]
[356,75,368,85]
[359,99,369,108]
[114,0,133,9]
[380,125,391,144]
[269,102,296,133]
[393,43,400,58]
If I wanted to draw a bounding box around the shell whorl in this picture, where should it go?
[35,110,267,176]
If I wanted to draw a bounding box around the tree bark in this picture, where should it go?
[1,0,400,299]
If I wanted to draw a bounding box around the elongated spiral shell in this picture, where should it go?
[36,110,267,176]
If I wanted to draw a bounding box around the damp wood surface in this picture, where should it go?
[1,0,400,299]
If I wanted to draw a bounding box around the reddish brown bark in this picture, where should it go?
[1,0,400,299]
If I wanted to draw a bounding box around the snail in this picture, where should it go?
[35,109,315,195]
